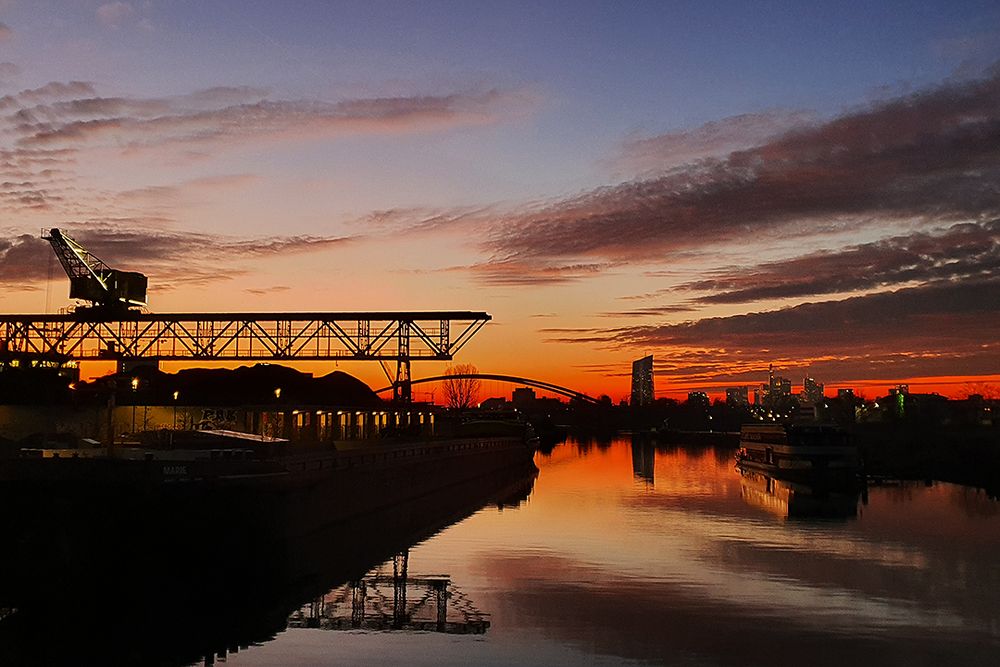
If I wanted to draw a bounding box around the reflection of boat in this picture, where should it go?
[738,467,860,519]
[736,423,859,482]
[0,440,538,665]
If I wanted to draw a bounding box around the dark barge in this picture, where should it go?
[0,432,538,665]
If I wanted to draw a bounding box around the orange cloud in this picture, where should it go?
[543,279,1000,392]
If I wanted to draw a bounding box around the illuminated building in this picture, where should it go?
[630,355,654,407]
[802,377,825,404]
[763,364,793,408]
[725,386,750,407]
[687,391,709,409]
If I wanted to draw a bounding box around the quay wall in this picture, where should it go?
[0,404,435,443]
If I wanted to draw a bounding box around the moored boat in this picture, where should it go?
[0,438,539,666]
[736,423,859,482]
[0,429,539,541]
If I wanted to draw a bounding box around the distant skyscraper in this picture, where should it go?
[631,355,654,407]
[837,388,855,401]
[764,364,793,408]
[802,377,825,404]
[687,391,709,409]
[725,386,750,407]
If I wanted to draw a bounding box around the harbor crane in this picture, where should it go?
[4,228,490,402]
[43,228,148,316]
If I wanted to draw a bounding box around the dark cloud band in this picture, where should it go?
[488,68,1000,263]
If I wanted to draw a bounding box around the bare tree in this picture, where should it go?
[443,363,481,409]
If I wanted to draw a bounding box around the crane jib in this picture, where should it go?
[43,228,149,314]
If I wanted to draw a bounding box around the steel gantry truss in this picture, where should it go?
[0,311,490,402]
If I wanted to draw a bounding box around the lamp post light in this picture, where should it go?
[131,377,139,435]
[271,388,282,441]
[173,391,180,430]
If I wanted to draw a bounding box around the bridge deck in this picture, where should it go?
[0,311,490,363]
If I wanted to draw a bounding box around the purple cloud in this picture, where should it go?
[487,68,1000,263]
[617,109,816,174]
[0,226,355,291]
[681,220,1000,304]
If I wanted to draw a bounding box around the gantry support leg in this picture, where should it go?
[393,320,412,403]
[394,359,411,404]
[351,580,366,629]
[434,579,448,632]
[392,551,408,629]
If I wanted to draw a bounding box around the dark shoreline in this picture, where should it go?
[855,424,1000,496]
[579,424,1000,495]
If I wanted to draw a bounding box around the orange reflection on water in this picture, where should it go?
[231,437,1000,666]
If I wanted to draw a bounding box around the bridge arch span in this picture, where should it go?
[374,373,600,404]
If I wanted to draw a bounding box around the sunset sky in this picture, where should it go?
[1,1,998,400]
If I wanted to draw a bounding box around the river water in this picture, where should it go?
[223,437,1000,666]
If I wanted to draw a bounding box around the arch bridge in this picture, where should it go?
[375,373,600,404]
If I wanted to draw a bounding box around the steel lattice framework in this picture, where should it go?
[0,311,490,401]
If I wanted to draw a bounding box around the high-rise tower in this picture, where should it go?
[631,355,654,407]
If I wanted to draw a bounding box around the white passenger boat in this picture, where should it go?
[736,423,859,482]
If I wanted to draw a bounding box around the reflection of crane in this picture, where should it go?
[289,551,490,634]
[43,228,148,315]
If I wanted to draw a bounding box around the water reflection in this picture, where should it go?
[486,441,996,665]
[2,437,999,666]
[0,459,537,665]
[738,467,861,519]
[290,549,490,634]
[630,434,655,484]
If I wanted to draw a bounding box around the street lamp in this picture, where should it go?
[172,391,180,430]
[130,377,139,434]
[270,388,282,441]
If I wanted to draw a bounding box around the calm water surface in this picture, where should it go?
[227,437,1000,666]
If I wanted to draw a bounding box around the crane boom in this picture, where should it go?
[43,228,148,313]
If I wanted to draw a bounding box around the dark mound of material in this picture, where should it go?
[0,367,75,405]
[170,364,381,407]
[82,364,383,408]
